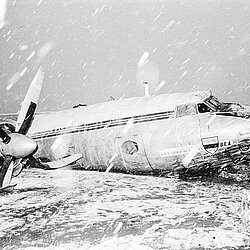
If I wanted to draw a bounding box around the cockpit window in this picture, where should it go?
[204,95,222,111]
[197,103,212,113]
[176,104,197,118]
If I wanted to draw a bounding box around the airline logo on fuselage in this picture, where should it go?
[201,136,219,154]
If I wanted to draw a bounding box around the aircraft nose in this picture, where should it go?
[9,133,38,158]
[229,117,250,144]
[212,116,250,144]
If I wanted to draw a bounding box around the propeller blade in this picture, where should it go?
[16,67,44,134]
[0,127,11,144]
[17,102,37,135]
[0,68,44,192]
[0,156,14,189]
[12,159,23,177]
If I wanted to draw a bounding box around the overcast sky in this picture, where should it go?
[1,0,250,112]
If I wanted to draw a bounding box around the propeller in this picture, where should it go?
[0,67,44,191]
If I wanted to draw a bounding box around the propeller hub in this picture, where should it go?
[0,133,37,158]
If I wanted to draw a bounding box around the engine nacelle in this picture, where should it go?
[0,133,37,158]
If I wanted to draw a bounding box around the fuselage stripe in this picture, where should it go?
[30,110,175,140]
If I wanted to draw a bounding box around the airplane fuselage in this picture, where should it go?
[24,91,250,175]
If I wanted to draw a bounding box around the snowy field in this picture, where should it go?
[1,0,250,249]
[0,169,250,250]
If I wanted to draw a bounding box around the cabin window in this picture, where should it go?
[176,104,197,118]
[121,140,139,155]
[197,103,212,113]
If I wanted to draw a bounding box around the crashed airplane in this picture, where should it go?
[1,68,250,191]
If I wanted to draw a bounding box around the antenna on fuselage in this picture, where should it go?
[143,82,150,97]
[136,52,159,97]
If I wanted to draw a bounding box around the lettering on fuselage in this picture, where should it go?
[219,140,233,148]
[201,137,233,154]
[160,140,234,158]
[159,145,203,158]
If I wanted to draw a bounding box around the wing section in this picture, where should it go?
[39,154,82,170]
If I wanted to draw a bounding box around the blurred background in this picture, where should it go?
[0,0,250,112]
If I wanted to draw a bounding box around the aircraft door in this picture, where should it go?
[115,134,152,172]
[175,103,200,147]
